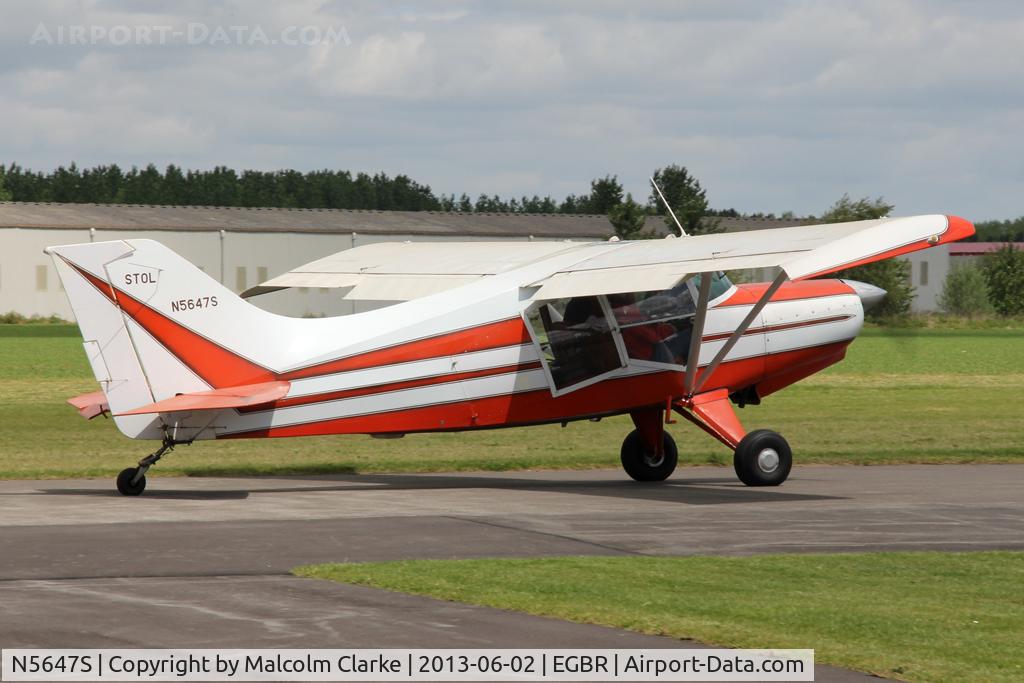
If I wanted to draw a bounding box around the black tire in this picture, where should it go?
[116,467,146,496]
[620,429,678,482]
[734,429,792,486]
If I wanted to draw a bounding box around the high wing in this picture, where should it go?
[242,214,972,302]
[528,214,972,298]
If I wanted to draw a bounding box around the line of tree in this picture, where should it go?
[0,163,444,212]
[0,162,725,236]
[968,217,1024,243]
[5,162,1021,240]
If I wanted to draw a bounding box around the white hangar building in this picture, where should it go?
[0,202,618,320]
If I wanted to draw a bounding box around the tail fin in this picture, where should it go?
[47,239,285,438]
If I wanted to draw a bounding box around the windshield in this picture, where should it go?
[692,271,733,301]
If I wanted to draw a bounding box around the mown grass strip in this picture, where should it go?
[295,552,1024,683]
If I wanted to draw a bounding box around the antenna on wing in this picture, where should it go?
[650,176,687,237]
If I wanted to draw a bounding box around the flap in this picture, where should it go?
[242,240,585,301]
[342,274,482,301]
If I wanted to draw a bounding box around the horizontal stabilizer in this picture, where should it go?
[116,381,290,416]
[68,391,110,420]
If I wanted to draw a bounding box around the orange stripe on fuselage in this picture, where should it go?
[221,370,686,439]
[67,261,276,387]
[719,279,854,308]
[220,339,853,439]
[279,318,532,380]
[242,361,543,413]
[65,259,532,388]
[701,314,853,343]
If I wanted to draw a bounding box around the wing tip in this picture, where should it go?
[943,215,976,243]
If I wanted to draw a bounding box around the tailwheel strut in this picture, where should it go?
[116,436,179,496]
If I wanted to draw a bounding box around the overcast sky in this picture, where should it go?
[2,1,1022,219]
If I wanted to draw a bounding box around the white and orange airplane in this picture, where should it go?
[48,212,973,495]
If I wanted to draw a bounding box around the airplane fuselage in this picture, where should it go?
[211,278,862,440]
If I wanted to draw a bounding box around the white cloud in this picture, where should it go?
[1,0,1022,219]
[312,31,430,97]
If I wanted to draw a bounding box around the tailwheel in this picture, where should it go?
[621,429,678,482]
[115,436,177,496]
[116,467,147,496]
[734,429,792,486]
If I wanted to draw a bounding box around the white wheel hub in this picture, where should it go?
[757,447,780,473]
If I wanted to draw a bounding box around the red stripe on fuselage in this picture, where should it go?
[246,312,851,415]
[241,361,543,413]
[701,314,853,342]
[279,318,532,381]
[220,339,853,439]
[67,261,276,387]
[65,260,532,387]
[221,370,686,439]
[719,280,854,308]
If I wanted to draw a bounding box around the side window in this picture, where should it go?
[607,284,696,366]
[526,296,623,390]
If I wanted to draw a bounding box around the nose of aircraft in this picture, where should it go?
[843,279,887,312]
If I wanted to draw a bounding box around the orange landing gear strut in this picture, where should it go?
[674,388,748,449]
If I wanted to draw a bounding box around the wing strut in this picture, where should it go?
[689,271,787,396]
[683,272,712,395]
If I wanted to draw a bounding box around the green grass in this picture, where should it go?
[296,552,1024,683]
[1,324,1022,478]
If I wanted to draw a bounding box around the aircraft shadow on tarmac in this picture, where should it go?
[34,489,251,500]
[37,472,843,505]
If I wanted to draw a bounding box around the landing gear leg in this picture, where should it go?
[621,407,678,482]
[116,436,176,496]
[675,389,793,487]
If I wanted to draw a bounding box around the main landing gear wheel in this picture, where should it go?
[734,429,792,487]
[116,467,147,496]
[621,429,678,482]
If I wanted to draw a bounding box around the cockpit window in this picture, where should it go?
[525,296,624,390]
[525,273,732,393]
[606,285,696,366]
